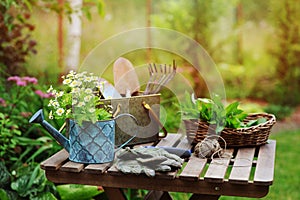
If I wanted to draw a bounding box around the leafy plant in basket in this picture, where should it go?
[47,70,113,125]
[180,92,275,155]
[180,92,261,134]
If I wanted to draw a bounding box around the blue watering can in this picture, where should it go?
[29,109,137,164]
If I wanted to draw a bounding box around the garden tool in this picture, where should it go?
[143,60,177,95]
[98,78,122,99]
[114,146,184,177]
[113,57,140,97]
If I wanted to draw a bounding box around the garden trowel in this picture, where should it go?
[113,57,140,97]
[98,78,122,99]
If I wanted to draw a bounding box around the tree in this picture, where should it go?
[269,0,300,106]
[0,1,37,78]
[152,0,236,97]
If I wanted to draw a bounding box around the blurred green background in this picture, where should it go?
[0,0,299,199]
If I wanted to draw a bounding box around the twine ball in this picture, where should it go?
[194,137,222,158]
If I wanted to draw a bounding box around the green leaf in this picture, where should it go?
[30,192,57,200]
[0,189,9,200]
[57,184,102,200]
[246,117,267,127]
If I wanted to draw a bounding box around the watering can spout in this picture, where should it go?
[29,109,70,152]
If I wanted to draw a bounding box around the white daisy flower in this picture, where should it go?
[71,87,80,94]
[72,99,78,105]
[84,95,93,102]
[56,108,65,116]
[88,108,96,113]
[56,91,64,97]
[85,88,93,94]
[63,78,72,85]
[77,102,85,107]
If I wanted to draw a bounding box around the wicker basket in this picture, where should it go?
[183,113,276,147]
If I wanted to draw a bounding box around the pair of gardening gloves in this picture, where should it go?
[114,147,184,177]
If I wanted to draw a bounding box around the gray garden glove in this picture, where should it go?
[114,147,184,177]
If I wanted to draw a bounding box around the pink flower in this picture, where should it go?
[7,76,21,82]
[22,76,38,84]
[35,90,53,98]
[0,98,7,107]
[16,80,27,86]
[7,76,38,86]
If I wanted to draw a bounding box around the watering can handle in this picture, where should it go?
[142,101,168,139]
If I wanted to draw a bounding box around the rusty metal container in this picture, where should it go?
[101,94,160,146]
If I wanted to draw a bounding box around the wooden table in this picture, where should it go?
[41,134,276,200]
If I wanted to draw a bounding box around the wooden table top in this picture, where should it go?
[41,134,276,199]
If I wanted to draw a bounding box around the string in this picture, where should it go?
[197,135,253,167]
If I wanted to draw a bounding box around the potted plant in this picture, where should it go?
[31,71,117,164]
[47,70,113,125]
[181,92,276,148]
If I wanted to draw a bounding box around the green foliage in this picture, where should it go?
[264,104,293,120]
[0,1,37,78]
[0,112,22,159]
[47,71,113,125]
[180,92,270,134]
[0,162,58,200]
[57,184,102,200]
[0,75,60,199]
[268,0,300,106]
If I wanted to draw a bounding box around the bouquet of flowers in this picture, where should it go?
[47,71,112,125]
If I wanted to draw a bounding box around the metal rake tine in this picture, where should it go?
[154,62,174,93]
[153,62,176,94]
[148,63,161,94]
[144,63,155,94]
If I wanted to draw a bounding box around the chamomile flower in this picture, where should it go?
[85,88,93,94]
[56,108,65,116]
[84,95,93,102]
[72,99,78,105]
[77,102,85,107]
[56,91,64,98]
[71,87,80,94]
[88,108,96,113]
[70,80,82,87]
[63,78,72,85]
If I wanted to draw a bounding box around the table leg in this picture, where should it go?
[144,191,173,200]
[103,187,127,200]
[189,194,220,200]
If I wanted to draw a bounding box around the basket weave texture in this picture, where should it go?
[183,113,276,147]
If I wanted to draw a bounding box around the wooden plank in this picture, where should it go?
[229,147,255,184]
[179,155,207,180]
[175,136,192,150]
[204,149,234,182]
[60,161,84,173]
[254,140,276,185]
[84,163,112,174]
[45,170,270,198]
[156,133,182,147]
[40,149,68,170]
